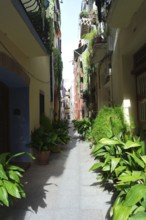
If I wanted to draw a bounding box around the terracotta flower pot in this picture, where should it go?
[36,150,51,165]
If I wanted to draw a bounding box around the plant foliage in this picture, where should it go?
[0,152,34,207]
[91,106,128,144]
[79,10,89,19]
[28,11,54,53]
[53,48,63,87]
[72,118,94,140]
[31,115,70,153]
[89,106,146,219]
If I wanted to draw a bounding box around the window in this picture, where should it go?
[133,44,146,134]
[137,72,146,122]
[40,92,44,117]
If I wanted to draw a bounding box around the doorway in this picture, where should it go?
[0,82,9,153]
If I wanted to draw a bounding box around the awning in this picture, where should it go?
[74,44,87,61]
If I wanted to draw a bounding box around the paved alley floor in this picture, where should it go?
[0,124,112,220]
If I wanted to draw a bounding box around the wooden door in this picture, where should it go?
[0,82,9,153]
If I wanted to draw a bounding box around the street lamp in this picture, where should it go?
[60,0,63,3]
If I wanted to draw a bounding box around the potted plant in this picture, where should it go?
[31,127,50,165]
[31,127,59,164]
[52,120,70,150]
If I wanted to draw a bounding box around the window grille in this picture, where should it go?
[137,72,146,121]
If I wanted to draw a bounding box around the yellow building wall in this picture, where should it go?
[110,0,146,127]
[111,34,138,125]
[29,56,52,130]
[111,33,123,106]
[0,30,52,132]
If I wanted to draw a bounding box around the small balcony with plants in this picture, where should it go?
[90,22,108,64]
[0,1,50,56]
[91,34,107,64]
[79,10,91,38]
[19,0,54,54]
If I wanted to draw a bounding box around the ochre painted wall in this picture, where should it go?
[0,31,52,132]
[29,56,51,130]
[110,0,146,127]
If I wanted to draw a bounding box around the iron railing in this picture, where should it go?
[19,0,52,53]
[20,0,41,13]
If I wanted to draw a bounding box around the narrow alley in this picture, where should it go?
[0,124,112,220]
[0,0,146,219]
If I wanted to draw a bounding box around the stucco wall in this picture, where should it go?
[29,56,51,130]
[111,35,123,105]
[110,0,146,127]
[0,30,52,132]
[122,55,137,126]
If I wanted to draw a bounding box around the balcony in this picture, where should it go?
[91,36,107,64]
[0,1,50,57]
[107,0,144,28]
[20,0,53,53]
[89,10,97,25]
[80,18,91,38]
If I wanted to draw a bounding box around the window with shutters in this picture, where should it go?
[40,92,45,118]
[137,72,146,122]
[133,44,146,134]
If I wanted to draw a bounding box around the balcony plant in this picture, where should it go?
[79,10,89,19]
[27,11,54,53]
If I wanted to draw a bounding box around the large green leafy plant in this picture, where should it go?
[89,106,146,219]
[91,106,128,144]
[52,120,70,145]
[31,126,58,153]
[90,134,145,183]
[32,115,70,153]
[73,118,94,140]
[90,133,146,219]
[40,115,70,145]
[0,152,34,207]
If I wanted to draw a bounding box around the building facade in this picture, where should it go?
[0,0,62,161]
[74,0,146,137]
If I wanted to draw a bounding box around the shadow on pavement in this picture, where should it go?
[0,123,78,220]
